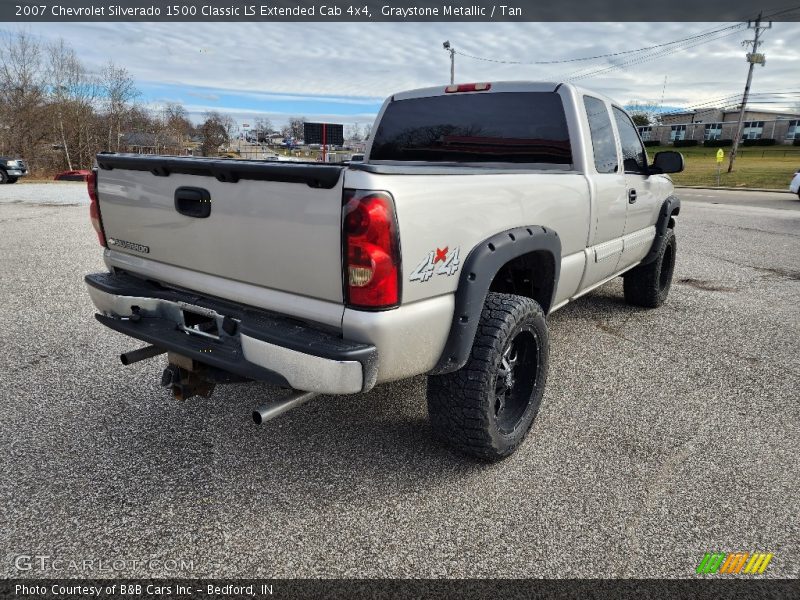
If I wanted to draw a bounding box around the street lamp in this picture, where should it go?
[443,40,455,85]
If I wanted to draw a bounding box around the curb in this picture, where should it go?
[676,186,794,194]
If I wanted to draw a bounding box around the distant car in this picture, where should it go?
[790,170,800,199]
[350,153,364,162]
[54,169,92,182]
[0,157,28,183]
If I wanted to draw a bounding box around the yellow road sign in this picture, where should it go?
[716,149,725,163]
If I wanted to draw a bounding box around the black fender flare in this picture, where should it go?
[430,226,561,375]
[641,195,680,265]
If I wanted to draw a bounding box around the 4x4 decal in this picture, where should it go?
[410,246,461,282]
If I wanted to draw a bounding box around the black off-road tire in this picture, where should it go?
[7,176,18,184]
[623,228,676,308]
[0,170,7,184]
[427,292,549,461]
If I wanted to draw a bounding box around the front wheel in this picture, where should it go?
[7,177,17,184]
[427,292,549,461]
[623,228,676,308]
[0,170,7,184]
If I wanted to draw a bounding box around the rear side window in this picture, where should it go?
[583,96,618,174]
[613,107,648,174]
[370,92,572,166]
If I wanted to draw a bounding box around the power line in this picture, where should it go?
[564,20,753,80]
[449,5,799,80]
[566,28,744,81]
[567,4,800,82]
[455,23,745,66]
[648,91,800,118]
[648,90,800,114]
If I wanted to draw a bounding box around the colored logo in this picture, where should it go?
[410,246,461,282]
[696,552,773,575]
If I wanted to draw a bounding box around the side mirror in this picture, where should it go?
[650,151,684,174]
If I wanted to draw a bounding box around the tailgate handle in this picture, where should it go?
[174,187,211,218]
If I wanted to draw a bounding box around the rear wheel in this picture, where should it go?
[623,228,676,308]
[427,292,549,461]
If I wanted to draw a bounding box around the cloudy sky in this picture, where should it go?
[9,20,800,127]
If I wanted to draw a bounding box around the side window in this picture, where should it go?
[583,96,618,174]
[613,107,648,174]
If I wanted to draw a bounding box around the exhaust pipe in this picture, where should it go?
[253,391,318,425]
[120,345,166,366]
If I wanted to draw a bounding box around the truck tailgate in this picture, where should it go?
[96,155,345,303]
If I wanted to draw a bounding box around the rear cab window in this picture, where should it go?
[370,92,573,168]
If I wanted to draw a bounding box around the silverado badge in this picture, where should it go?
[107,238,150,254]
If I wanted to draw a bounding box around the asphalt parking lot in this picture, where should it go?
[1,184,798,578]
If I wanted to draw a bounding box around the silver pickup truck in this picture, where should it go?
[85,81,683,460]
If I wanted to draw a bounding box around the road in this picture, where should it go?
[0,186,797,579]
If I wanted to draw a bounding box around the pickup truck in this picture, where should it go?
[0,157,28,183]
[85,81,683,460]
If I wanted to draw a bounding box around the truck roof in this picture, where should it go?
[392,81,560,101]
[390,81,622,109]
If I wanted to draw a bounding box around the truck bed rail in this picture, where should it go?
[96,153,344,188]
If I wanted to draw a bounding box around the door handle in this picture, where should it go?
[628,189,637,204]
[174,187,211,218]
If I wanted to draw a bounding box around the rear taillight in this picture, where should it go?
[342,190,401,309]
[87,169,106,247]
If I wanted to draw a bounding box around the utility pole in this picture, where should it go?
[727,13,771,173]
[443,40,455,84]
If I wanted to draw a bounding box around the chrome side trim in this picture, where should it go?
[594,238,624,262]
[623,226,656,251]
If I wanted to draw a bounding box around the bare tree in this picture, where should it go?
[199,111,230,156]
[100,61,138,151]
[254,116,273,142]
[288,117,305,140]
[45,38,100,170]
[0,31,47,164]
[220,114,236,145]
[346,123,362,142]
[158,102,192,154]
[363,122,372,141]
[627,99,662,128]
